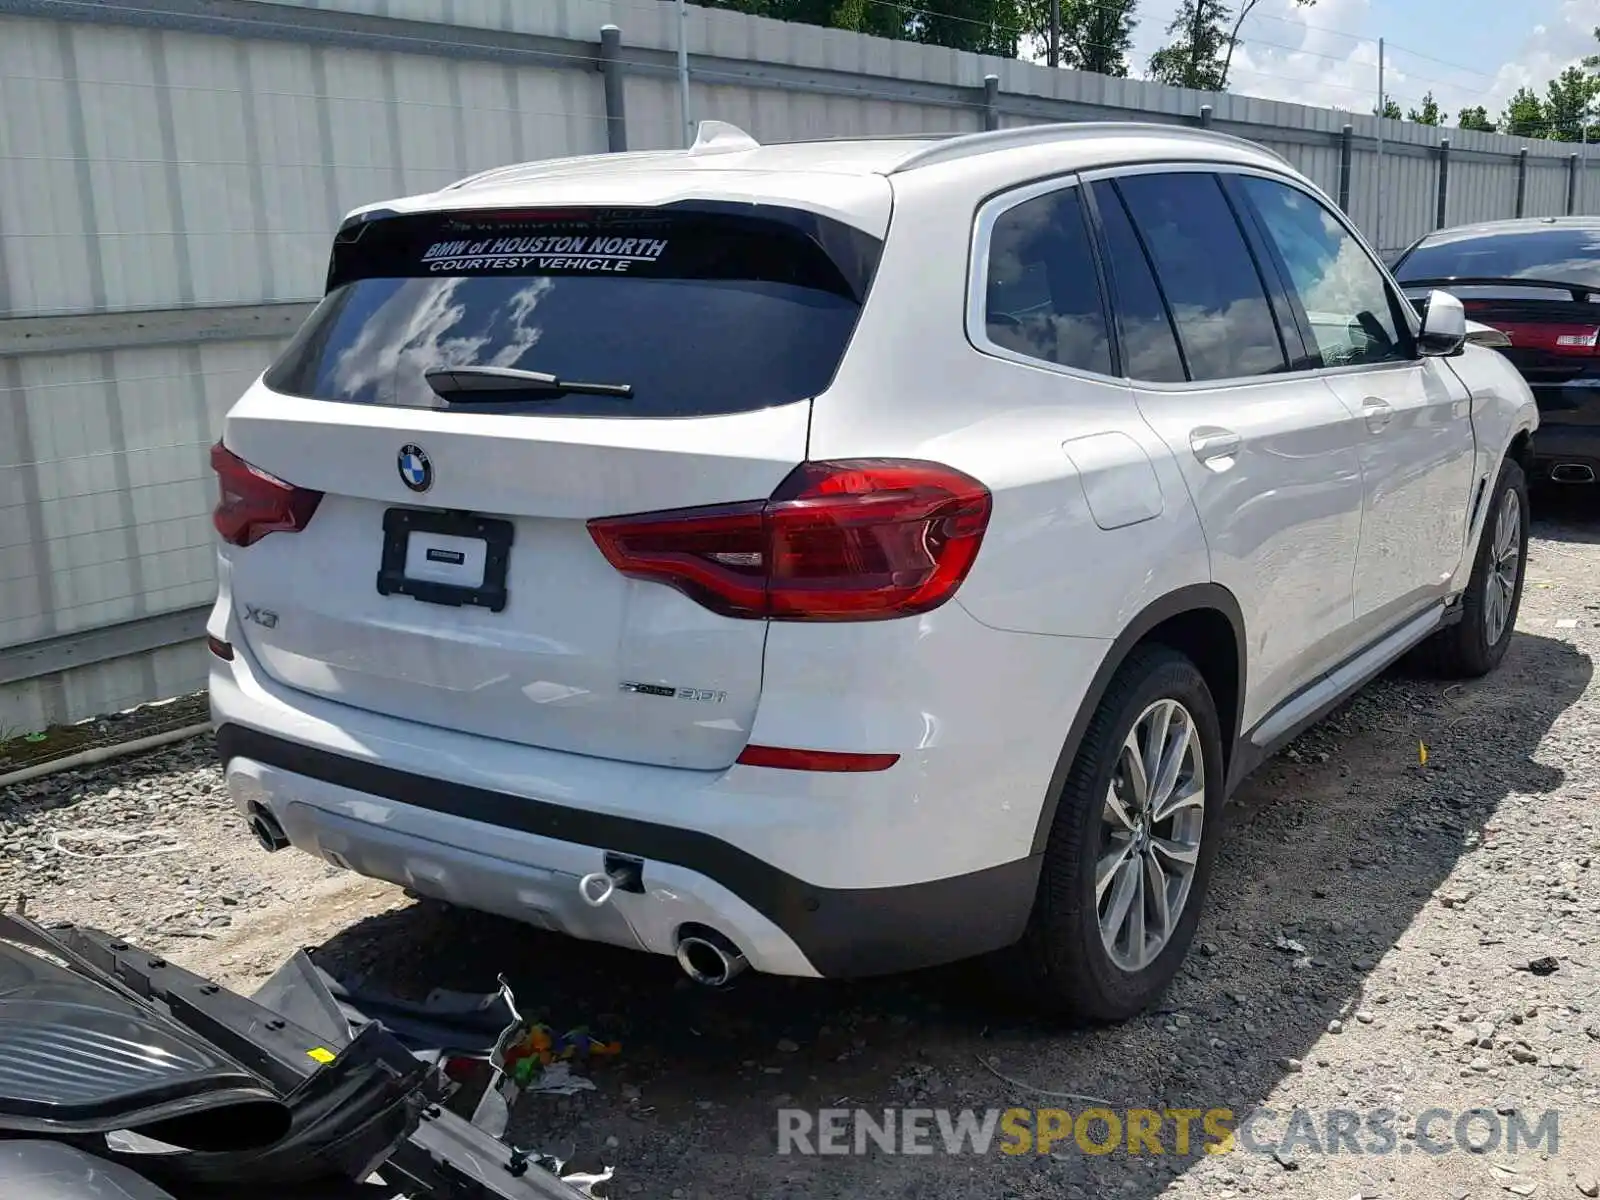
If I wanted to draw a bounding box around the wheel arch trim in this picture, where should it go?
[1029,583,1247,855]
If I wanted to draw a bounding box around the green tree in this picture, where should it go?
[1407,91,1445,126]
[914,0,1023,54]
[1543,64,1599,141]
[1374,99,1402,120]
[1148,0,1313,92]
[1500,86,1546,138]
[1060,0,1137,77]
[1022,0,1136,75]
[1456,105,1496,133]
[694,0,1024,54]
[1148,0,1232,90]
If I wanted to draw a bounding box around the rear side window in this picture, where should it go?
[1395,225,1600,289]
[1091,182,1186,383]
[265,206,881,418]
[981,186,1113,375]
[1115,173,1287,382]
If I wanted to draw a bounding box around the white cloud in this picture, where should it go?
[1123,0,1600,127]
[1476,0,1600,115]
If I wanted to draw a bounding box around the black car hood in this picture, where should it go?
[0,934,289,1150]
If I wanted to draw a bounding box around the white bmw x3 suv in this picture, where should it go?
[208,121,1537,1020]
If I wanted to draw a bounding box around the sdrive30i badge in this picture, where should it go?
[620,682,727,703]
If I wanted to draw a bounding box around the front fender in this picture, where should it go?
[1445,344,1538,592]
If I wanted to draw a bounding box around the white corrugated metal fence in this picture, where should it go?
[2,0,1594,730]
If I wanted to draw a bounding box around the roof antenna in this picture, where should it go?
[687,120,761,156]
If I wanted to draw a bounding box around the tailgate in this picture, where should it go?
[216,202,882,770]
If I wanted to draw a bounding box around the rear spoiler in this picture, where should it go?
[1398,275,1600,303]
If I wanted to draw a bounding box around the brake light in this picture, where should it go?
[587,459,991,621]
[210,442,323,547]
[1475,321,1600,355]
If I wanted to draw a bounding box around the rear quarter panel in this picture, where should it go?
[807,162,1212,644]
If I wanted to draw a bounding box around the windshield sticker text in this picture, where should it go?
[420,235,669,274]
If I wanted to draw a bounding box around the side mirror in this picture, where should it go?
[1418,289,1466,356]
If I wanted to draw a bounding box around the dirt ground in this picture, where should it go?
[3,494,1599,1199]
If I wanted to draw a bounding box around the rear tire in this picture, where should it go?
[1415,457,1528,679]
[1021,645,1225,1021]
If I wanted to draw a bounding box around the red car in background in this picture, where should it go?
[1394,217,1600,486]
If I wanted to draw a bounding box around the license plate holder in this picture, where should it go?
[377,508,514,613]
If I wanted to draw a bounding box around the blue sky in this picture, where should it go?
[1123,0,1600,123]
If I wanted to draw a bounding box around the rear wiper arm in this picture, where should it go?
[424,365,633,401]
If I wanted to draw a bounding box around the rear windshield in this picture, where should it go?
[1394,225,1600,289]
[264,205,882,419]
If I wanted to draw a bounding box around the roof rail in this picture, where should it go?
[889,121,1290,174]
[764,131,964,145]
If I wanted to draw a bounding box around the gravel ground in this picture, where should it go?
[3,495,1599,1199]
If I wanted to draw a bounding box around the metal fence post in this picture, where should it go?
[1515,147,1529,218]
[598,25,627,153]
[1199,104,1213,129]
[1435,137,1450,229]
[1569,152,1580,215]
[1338,124,1353,214]
[982,74,999,132]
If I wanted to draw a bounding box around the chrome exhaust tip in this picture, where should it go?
[675,928,749,987]
[1551,462,1595,483]
[247,806,289,853]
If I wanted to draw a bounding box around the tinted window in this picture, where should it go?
[265,207,879,418]
[1240,176,1406,368]
[1115,173,1286,381]
[1091,182,1186,382]
[1395,224,1600,289]
[982,187,1113,375]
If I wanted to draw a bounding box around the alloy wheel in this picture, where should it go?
[1096,698,1206,973]
[1484,488,1522,646]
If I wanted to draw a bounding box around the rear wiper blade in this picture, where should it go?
[424,365,632,401]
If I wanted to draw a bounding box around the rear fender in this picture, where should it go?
[1029,585,1247,854]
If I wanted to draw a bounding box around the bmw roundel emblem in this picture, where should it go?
[398,444,432,493]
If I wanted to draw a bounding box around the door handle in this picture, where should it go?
[1361,396,1393,433]
[1189,427,1241,467]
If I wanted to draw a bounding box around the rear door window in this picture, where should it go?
[1090,181,1187,383]
[1114,172,1287,382]
[265,206,881,418]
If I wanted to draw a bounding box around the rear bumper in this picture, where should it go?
[217,724,1039,978]
[1529,421,1600,481]
[206,603,1102,976]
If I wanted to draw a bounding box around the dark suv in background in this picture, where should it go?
[1394,216,1600,486]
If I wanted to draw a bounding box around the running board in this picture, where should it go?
[1249,603,1447,750]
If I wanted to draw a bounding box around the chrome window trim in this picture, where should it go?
[965,158,1427,393]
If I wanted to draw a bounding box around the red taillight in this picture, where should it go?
[206,635,234,661]
[736,745,900,772]
[1469,318,1600,356]
[210,442,323,547]
[587,459,992,621]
